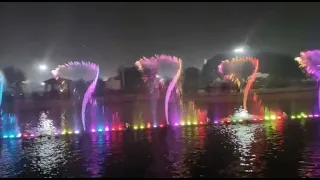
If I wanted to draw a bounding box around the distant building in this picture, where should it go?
[105,76,121,91]
[43,77,73,99]
[118,66,144,93]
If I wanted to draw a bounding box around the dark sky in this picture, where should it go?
[0,2,320,82]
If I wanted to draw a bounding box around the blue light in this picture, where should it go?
[98,128,103,132]
[9,135,14,138]
[3,135,8,138]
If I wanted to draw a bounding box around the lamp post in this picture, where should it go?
[38,64,48,71]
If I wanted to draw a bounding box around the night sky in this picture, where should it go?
[0,2,320,83]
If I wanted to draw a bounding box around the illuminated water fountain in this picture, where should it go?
[296,50,320,113]
[1,111,20,138]
[51,61,99,132]
[216,57,286,123]
[136,54,183,126]
[35,112,57,136]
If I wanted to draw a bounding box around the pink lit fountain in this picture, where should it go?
[51,61,99,132]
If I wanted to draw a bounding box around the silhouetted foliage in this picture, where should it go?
[183,67,200,94]
[2,66,26,96]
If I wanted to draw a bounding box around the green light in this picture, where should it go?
[297,115,302,119]
[264,116,270,120]
[291,116,296,119]
[233,120,237,123]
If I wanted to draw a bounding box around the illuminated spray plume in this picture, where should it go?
[136,55,182,125]
[218,57,259,110]
[51,61,100,131]
[35,112,57,136]
[295,50,320,111]
[0,72,4,106]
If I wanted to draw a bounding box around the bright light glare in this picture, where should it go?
[234,47,245,53]
[38,64,48,71]
[40,82,45,86]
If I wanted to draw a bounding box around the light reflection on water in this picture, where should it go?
[1,99,320,177]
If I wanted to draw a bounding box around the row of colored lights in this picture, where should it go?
[214,115,284,124]
[4,113,319,139]
[290,113,320,119]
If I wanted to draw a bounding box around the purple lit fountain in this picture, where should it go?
[135,55,183,126]
[51,61,99,132]
[296,50,320,112]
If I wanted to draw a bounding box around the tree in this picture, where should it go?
[2,66,26,96]
[200,54,229,88]
[183,67,200,94]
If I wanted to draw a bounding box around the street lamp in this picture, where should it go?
[38,64,48,71]
[234,47,245,53]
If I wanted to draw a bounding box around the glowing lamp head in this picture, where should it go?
[38,64,48,71]
[91,129,96,132]
[105,127,109,131]
[234,47,245,53]
[74,130,80,134]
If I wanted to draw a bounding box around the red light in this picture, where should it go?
[23,134,28,137]
[200,122,203,124]
[147,125,151,128]
[112,128,115,131]
[119,128,122,131]
[227,120,231,123]
[277,116,281,119]
[159,124,164,128]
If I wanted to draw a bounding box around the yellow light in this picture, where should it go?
[181,122,185,126]
[140,126,144,129]
[271,115,276,120]
[68,131,72,134]
[133,126,138,130]
[61,130,66,135]
[187,122,191,125]
[193,122,197,125]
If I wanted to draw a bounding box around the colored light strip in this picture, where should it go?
[4,112,320,140]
